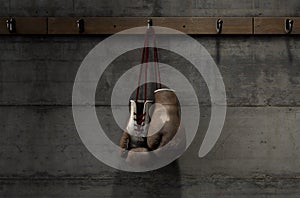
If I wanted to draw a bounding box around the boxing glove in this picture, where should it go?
[147,89,186,152]
[119,100,153,153]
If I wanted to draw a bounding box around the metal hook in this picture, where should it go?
[6,17,16,33]
[76,18,85,33]
[285,18,293,34]
[216,18,223,34]
[147,19,152,29]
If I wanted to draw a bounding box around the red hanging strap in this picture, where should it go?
[135,26,161,102]
[151,27,161,90]
[144,35,149,103]
[135,29,149,102]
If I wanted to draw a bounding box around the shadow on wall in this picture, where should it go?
[285,36,294,64]
[215,36,221,65]
[112,160,181,198]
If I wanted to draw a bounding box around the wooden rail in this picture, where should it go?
[0,17,300,35]
[254,17,300,34]
[0,17,47,34]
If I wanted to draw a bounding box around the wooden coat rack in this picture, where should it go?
[0,17,300,35]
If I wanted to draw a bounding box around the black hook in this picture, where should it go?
[216,18,223,34]
[6,17,16,33]
[147,19,153,29]
[76,18,85,33]
[285,18,293,34]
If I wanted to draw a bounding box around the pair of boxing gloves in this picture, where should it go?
[119,88,185,156]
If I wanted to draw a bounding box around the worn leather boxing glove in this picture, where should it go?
[147,89,186,152]
[119,99,153,155]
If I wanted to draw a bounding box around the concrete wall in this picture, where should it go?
[1,1,300,197]
[1,0,300,16]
